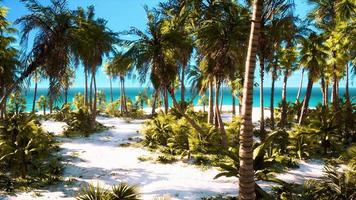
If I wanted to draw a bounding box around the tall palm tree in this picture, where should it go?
[73,6,116,119]
[1,0,76,107]
[103,62,115,103]
[257,0,295,134]
[107,52,133,113]
[124,7,179,114]
[0,6,19,118]
[298,33,328,124]
[239,0,262,199]
[62,67,75,105]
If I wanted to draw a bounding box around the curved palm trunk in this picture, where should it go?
[331,63,339,110]
[320,75,327,107]
[270,67,276,130]
[89,74,93,112]
[122,77,128,112]
[208,80,214,124]
[239,0,261,199]
[32,81,38,113]
[298,77,313,125]
[181,64,186,102]
[280,71,288,128]
[215,77,228,148]
[109,76,113,103]
[295,69,304,104]
[220,85,223,111]
[259,58,265,134]
[84,68,88,107]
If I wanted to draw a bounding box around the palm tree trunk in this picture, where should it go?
[64,85,69,105]
[84,68,88,107]
[109,76,113,103]
[181,64,186,102]
[215,77,228,148]
[295,69,304,104]
[232,91,236,116]
[320,75,326,107]
[259,57,265,134]
[151,90,158,115]
[208,80,214,124]
[120,76,124,112]
[89,74,93,112]
[32,81,38,113]
[220,85,223,111]
[164,87,169,114]
[270,68,276,130]
[298,77,313,125]
[123,77,128,112]
[280,71,288,128]
[239,1,261,199]
[214,77,220,127]
[332,63,339,110]
[93,72,97,119]
[345,63,350,105]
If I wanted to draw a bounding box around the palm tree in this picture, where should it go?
[62,67,75,105]
[31,69,42,113]
[103,62,115,103]
[257,0,294,134]
[124,7,179,114]
[0,6,19,118]
[73,6,116,119]
[37,95,47,115]
[298,33,328,124]
[238,0,262,199]
[1,0,76,107]
[107,52,133,113]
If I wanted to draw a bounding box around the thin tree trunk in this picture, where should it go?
[332,62,339,110]
[295,68,304,104]
[220,85,223,111]
[280,71,288,128]
[270,68,276,130]
[163,87,169,114]
[110,77,113,103]
[321,76,326,107]
[345,63,350,105]
[64,85,69,105]
[259,58,265,134]
[123,77,128,112]
[168,88,205,137]
[93,72,97,119]
[239,0,261,199]
[214,77,220,128]
[32,81,38,113]
[215,77,228,148]
[299,77,313,125]
[151,90,158,115]
[181,64,186,102]
[89,74,93,112]
[208,80,214,124]
[232,91,236,116]
[84,69,88,107]
[120,77,124,112]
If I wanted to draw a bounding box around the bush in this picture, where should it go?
[63,108,107,137]
[76,183,141,200]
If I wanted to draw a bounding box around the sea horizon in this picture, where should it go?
[20,86,356,111]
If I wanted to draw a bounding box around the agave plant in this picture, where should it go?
[76,183,110,200]
[108,182,141,200]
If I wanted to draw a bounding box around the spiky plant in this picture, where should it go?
[108,182,141,200]
[76,183,110,200]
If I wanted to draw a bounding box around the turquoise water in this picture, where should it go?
[22,87,356,111]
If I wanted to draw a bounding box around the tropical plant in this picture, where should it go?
[7,92,26,115]
[0,113,56,178]
[73,93,85,110]
[36,95,47,115]
[76,183,141,200]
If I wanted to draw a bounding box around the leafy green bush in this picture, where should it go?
[76,183,141,200]
[105,100,121,117]
[73,93,85,110]
[7,92,26,115]
[63,108,107,137]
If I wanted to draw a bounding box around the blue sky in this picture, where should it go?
[2,0,353,89]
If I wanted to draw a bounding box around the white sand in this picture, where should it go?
[4,111,323,200]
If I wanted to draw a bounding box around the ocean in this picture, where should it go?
[21,87,356,111]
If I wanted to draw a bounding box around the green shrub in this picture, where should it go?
[63,108,107,137]
[76,183,141,200]
[7,91,26,115]
[105,100,121,117]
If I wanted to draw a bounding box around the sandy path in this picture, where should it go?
[3,116,323,200]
